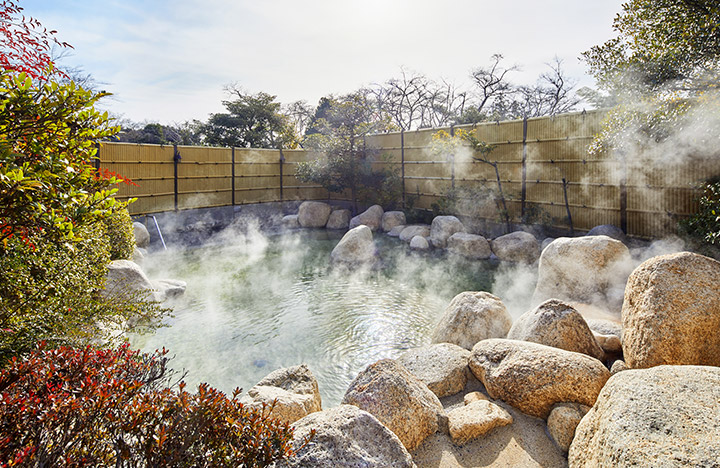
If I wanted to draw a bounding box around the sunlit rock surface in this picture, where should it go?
[399,225,430,243]
[447,399,513,446]
[622,251,720,368]
[569,365,720,467]
[469,339,610,419]
[241,364,322,424]
[133,221,150,248]
[432,292,512,350]
[447,232,492,259]
[532,235,631,312]
[278,405,414,468]
[397,343,470,398]
[342,359,443,451]
[547,402,590,453]
[507,299,604,361]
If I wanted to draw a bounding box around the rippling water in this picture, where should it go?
[131,229,498,407]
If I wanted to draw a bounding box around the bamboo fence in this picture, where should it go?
[100,109,720,239]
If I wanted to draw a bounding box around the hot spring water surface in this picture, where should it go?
[132,228,498,407]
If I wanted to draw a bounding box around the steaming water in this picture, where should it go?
[131,229,497,407]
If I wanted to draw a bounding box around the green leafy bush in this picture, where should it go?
[101,204,136,260]
[0,344,305,467]
[680,180,720,248]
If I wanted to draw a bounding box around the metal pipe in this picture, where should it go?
[151,216,167,250]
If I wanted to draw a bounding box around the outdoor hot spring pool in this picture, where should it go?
[130,228,502,407]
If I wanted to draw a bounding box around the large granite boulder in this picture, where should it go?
[297,201,332,228]
[506,299,604,361]
[330,225,376,265]
[491,231,540,264]
[397,343,470,398]
[381,211,406,232]
[151,279,186,300]
[102,259,160,302]
[241,364,322,424]
[279,405,414,468]
[429,216,466,248]
[399,225,431,243]
[348,204,384,231]
[469,339,610,418]
[133,222,149,248]
[342,359,443,451]
[532,235,632,311]
[547,402,590,453]
[447,399,513,446]
[431,292,512,350]
[325,209,351,230]
[622,252,720,368]
[569,365,720,467]
[447,232,492,259]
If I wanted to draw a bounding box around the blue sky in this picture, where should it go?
[22,0,625,124]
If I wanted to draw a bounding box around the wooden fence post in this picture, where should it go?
[279,148,285,202]
[521,116,528,218]
[173,144,181,211]
[231,147,236,206]
[401,130,406,208]
[620,152,628,234]
[94,142,101,170]
[449,125,456,190]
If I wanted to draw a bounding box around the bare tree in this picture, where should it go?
[470,54,518,115]
[283,100,314,139]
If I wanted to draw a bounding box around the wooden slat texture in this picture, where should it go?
[98,110,720,239]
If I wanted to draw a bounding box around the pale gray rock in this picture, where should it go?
[587,318,623,354]
[348,204,384,231]
[330,225,376,265]
[397,343,470,398]
[381,211,406,232]
[547,402,590,453]
[586,224,627,244]
[447,232,492,259]
[532,235,632,312]
[281,214,300,229]
[241,364,322,424]
[491,231,540,264]
[325,209,351,230]
[569,365,720,467]
[399,225,431,243]
[133,221,150,248]
[151,279,186,299]
[132,247,145,265]
[432,292,512,350]
[622,251,720,368]
[507,299,604,360]
[387,224,407,237]
[342,359,443,451]
[102,259,161,302]
[297,201,332,228]
[610,360,628,375]
[279,405,414,468]
[409,235,430,250]
[469,339,610,419]
[463,391,489,405]
[430,216,466,248]
[541,237,555,251]
[447,400,513,446]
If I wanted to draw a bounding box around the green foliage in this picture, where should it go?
[0,70,121,245]
[101,204,135,260]
[297,92,397,211]
[200,90,298,149]
[680,179,720,247]
[0,344,305,467]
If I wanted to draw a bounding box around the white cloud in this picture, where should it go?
[23,0,624,123]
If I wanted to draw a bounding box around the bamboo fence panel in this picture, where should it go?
[99,109,720,239]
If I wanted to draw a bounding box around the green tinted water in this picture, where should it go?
[132,229,497,407]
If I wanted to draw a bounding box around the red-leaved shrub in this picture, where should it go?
[0,344,303,467]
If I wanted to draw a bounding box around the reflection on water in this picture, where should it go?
[131,229,497,407]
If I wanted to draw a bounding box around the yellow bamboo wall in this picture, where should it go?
[101,109,720,239]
